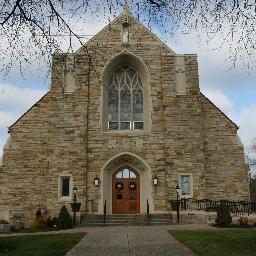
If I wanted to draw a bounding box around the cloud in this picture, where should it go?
[0,83,46,109]
[0,111,17,130]
[0,111,18,160]
[200,88,256,150]
[230,105,256,147]
[0,84,47,159]
[168,28,256,94]
[202,88,234,113]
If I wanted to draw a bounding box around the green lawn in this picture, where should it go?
[0,232,85,256]
[169,230,256,256]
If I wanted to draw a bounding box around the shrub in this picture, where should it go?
[0,219,9,224]
[46,217,58,228]
[52,217,58,227]
[57,205,72,229]
[31,216,46,229]
[36,209,42,219]
[215,205,232,226]
[239,217,248,226]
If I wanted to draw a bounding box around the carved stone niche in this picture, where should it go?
[175,55,186,95]
[64,55,76,94]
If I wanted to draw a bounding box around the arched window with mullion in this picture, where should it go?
[108,66,143,130]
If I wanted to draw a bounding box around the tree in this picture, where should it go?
[248,138,256,200]
[0,0,256,75]
[247,137,256,175]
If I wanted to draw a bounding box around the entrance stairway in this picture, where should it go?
[80,214,173,226]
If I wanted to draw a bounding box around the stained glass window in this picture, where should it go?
[108,67,143,130]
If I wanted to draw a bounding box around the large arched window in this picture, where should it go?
[108,66,143,130]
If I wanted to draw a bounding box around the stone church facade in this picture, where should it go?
[0,9,249,226]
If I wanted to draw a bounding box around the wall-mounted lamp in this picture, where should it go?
[153,174,158,186]
[94,176,100,187]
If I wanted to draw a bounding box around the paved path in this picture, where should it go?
[66,225,197,256]
[0,224,216,238]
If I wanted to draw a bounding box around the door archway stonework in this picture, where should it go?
[99,152,153,214]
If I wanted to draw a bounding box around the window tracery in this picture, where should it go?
[116,168,137,178]
[108,66,143,130]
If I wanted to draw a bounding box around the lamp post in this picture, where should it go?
[175,184,180,224]
[73,186,77,225]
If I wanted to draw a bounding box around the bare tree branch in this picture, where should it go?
[0,0,256,77]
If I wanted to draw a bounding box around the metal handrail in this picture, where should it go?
[104,200,106,224]
[147,199,149,217]
[177,198,256,216]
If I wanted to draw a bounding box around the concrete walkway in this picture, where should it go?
[66,225,197,256]
[0,224,216,238]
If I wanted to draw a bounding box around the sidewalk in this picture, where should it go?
[66,225,201,256]
[0,224,216,238]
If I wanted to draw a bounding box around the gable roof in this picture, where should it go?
[76,9,176,55]
[9,91,50,130]
[201,93,239,130]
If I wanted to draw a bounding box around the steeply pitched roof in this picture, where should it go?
[9,92,50,130]
[201,93,239,130]
[76,8,176,55]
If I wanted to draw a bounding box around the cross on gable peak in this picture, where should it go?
[123,0,130,14]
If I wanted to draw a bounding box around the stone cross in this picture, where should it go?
[123,0,130,13]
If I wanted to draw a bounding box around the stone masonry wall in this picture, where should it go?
[201,95,249,200]
[0,12,249,226]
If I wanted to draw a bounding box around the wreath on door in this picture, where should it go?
[115,182,123,191]
[128,182,136,190]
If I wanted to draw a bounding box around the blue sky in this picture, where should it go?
[0,6,256,162]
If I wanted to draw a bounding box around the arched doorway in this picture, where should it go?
[99,152,153,215]
[112,167,140,214]
[98,152,154,214]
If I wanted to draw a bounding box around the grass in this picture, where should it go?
[169,230,256,256]
[0,232,85,256]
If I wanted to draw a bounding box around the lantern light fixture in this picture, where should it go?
[175,184,180,194]
[73,186,78,194]
[94,176,100,187]
[153,174,158,186]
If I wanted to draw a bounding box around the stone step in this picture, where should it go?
[82,214,172,219]
[81,222,172,227]
[80,214,173,226]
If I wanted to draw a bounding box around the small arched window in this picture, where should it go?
[116,168,137,178]
[108,66,143,130]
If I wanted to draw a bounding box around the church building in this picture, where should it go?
[0,6,249,226]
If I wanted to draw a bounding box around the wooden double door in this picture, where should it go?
[112,167,140,214]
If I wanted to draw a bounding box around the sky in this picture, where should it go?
[0,4,255,166]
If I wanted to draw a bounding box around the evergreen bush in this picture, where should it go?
[215,205,232,226]
[57,205,72,229]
